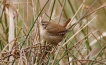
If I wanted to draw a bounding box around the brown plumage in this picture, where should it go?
[40,18,71,45]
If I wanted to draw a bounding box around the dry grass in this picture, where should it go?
[0,0,106,65]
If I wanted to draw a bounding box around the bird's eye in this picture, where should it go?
[42,22,47,26]
[42,23,45,26]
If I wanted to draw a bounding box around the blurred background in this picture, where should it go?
[0,0,106,65]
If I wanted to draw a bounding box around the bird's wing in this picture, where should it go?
[47,25,69,36]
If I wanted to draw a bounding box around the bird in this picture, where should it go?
[40,18,71,45]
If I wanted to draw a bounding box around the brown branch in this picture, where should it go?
[65,59,106,65]
[82,3,106,19]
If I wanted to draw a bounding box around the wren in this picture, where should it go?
[40,18,71,45]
